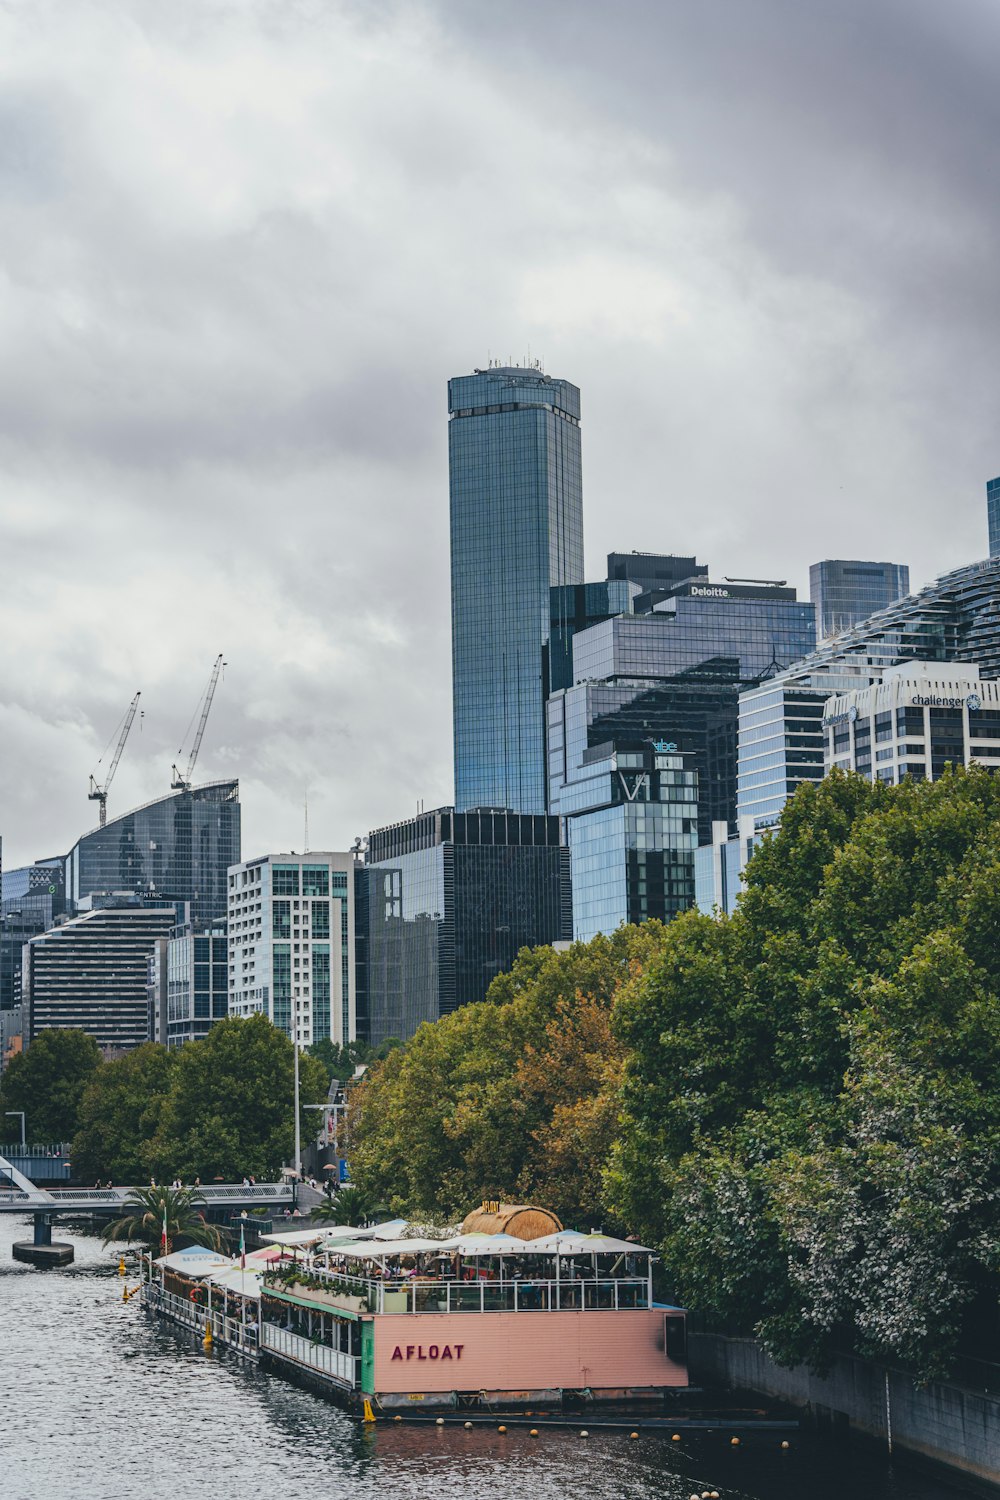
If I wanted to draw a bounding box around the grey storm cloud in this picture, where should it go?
[0,0,997,871]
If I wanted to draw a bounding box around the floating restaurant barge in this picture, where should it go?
[142,1205,688,1416]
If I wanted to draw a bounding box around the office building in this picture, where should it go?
[606,551,708,604]
[64,780,240,928]
[989,476,1000,558]
[449,365,584,815]
[738,552,1000,831]
[362,807,571,1044]
[149,921,228,1047]
[694,816,757,915]
[549,580,638,694]
[823,662,1000,785]
[1,859,67,1011]
[227,852,358,1048]
[810,559,910,641]
[23,897,179,1052]
[548,573,817,940]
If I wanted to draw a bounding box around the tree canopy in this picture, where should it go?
[0,1028,102,1141]
[346,924,664,1225]
[66,1015,327,1183]
[607,766,1000,1379]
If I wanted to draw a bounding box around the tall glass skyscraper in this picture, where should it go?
[64,780,240,927]
[809,559,910,640]
[449,366,584,814]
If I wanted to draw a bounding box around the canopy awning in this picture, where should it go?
[207,1266,264,1298]
[530,1232,653,1255]
[326,1237,458,1258]
[153,1248,233,1276]
[451,1232,535,1253]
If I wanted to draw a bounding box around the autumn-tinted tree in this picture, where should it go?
[347,926,664,1224]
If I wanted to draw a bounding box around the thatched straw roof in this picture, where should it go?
[460,1203,563,1240]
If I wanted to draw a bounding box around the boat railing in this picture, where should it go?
[265,1264,651,1314]
[260,1323,358,1388]
[143,1284,259,1353]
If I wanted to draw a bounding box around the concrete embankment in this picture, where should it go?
[690,1332,1000,1488]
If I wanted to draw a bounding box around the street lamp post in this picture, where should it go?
[5,1111,26,1151]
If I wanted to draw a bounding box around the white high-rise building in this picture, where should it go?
[823,662,1000,785]
[227,852,357,1047]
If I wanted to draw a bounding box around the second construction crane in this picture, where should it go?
[88,692,141,827]
[171,654,226,791]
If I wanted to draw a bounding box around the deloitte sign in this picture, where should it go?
[690,585,730,599]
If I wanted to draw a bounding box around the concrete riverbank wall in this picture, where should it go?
[690,1332,1000,1487]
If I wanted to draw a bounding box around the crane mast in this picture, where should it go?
[88,692,141,828]
[171,654,225,790]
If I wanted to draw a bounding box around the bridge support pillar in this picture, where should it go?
[13,1213,73,1267]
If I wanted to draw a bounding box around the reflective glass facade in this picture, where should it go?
[572,585,817,685]
[150,924,228,1047]
[1,861,66,1011]
[449,367,584,814]
[809,559,910,641]
[363,807,571,1044]
[989,476,1000,559]
[65,780,240,928]
[550,580,638,695]
[551,580,816,940]
[737,553,1000,829]
[227,852,356,1046]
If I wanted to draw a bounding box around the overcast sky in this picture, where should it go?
[1,0,997,871]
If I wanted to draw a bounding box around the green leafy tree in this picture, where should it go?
[608,766,1000,1380]
[148,1015,327,1181]
[102,1184,227,1253]
[0,1028,102,1142]
[71,1044,179,1184]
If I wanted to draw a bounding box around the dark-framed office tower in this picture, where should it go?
[449,366,583,815]
[361,807,571,1044]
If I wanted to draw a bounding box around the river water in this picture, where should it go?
[0,1217,985,1500]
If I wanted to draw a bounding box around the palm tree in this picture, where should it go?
[103,1185,228,1254]
[311,1183,377,1227]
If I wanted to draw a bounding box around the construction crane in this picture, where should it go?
[88,692,142,827]
[171,654,225,790]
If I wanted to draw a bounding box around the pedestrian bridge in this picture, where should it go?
[0,1154,298,1217]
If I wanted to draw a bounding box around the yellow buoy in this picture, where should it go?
[464,1421,473,1429]
[498,1425,507,1434]
[529,1429,539,1438]
[393,1415,402,1422]
[630,1431,639,1439]
[672,1432,681,1442]
[436,1418,445,1426]
[781,1439,790,1449]
[579,1429,589,1438]
[118,1258,126,1277]
[711,1493,721,1499]
[731,1435,741,1446]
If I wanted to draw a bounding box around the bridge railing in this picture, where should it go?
[0,1182,295,1211]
